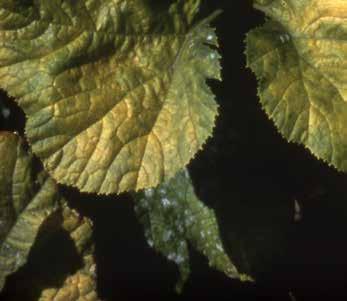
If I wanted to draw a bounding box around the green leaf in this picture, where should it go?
[38,203,98,301]
[0,0,221,194]
[0,132,60,291]
[246,0,347,170]
[134,169,249,293]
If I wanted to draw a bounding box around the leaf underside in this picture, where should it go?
[0,0,221,194]
[134,169,247,292]
[247,0,347,171]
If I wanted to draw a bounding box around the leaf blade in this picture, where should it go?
[38,203,98,301]
[247,0,347,170]
[134,169,246,292]
[0,132,60,291]
[0,0,221,194]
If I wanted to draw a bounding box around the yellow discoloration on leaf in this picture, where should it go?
[0,132,60,291]
[0,0,221,194]
[39,204,99,301]
[248,0,347,170]
[0,132,98,299]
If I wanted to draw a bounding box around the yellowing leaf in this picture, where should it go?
[0,132,60,291]
[246,0,347,170]
[0,132,98,300]
[0,0,221,194]
[39,203,98,301]
[134,169,247,293]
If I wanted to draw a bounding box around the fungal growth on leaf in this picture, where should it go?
[134,169,249,292]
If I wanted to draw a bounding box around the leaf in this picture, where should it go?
[0,0,221,194]
[38,203,98,301]
[0,132,60,291]
[246,0,347,171]
[0,131,98,299]
[134,169,248,293]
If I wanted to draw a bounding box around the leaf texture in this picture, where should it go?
[0,132,60,291]
[39,203,98,301]
[0,132,98,300]
[0,0,221,194]
[246,0,347,170]
[134,169,245,292]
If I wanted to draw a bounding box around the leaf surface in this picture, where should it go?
[39,203,98,301]
[0,0,221,194]
[0,131,98,299]
[134,169,247,292]
[246,0,347,170]
[0,132,60,291]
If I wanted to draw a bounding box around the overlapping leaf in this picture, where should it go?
[134,169,248,292]
[0,132,60,291]
[0,0,221,194]
[246,0,347,170]
[0,132,98,299]
[39,203,98,301]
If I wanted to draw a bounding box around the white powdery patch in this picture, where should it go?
[161,197,171,208]
[170,198,178,207]
[159,188,167,196]
[176,222,184,234]
[167,252,186,264]
[138,198,149,210]
[279,34,290,43]
[185,215,195,226]
[177,190,185,199]
[144,188,154,198]
[163,230,173,242]
[206,34,214,41]
[174,254,185,264]
[15,251,24,266]
[89,264,97,276]
[167,252,176,261]
[209,52,217,60]
[216,243,224,252]
[2,242,11,252]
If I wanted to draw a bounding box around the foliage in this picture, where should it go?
[247,0,347,171]
[0,132,98,300]
[0,0,220,194]
[134,168,252,292]
[0,0,346,300]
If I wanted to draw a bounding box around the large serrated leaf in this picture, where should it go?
[246,0,347,171]
[0,0,221,194]
[0,132,60,291]
[134,169,250,292]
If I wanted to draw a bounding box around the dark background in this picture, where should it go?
[2,1,347,300]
